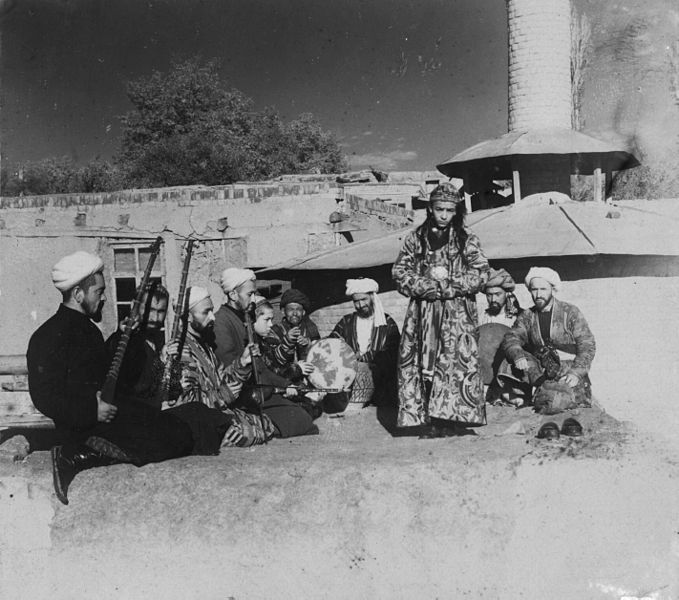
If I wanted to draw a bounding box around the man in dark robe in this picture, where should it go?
[329,278,400,406]
[212,269,318,437]
[213,267,257,368]
[105,282,170,407]
[27,251,193,505]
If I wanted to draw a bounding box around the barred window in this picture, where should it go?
[112,245,164,323]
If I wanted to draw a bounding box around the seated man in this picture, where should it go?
[500,267,596,410]
[27,252,194,505]
[477,268,524,402]
[250,297,321,430]
[213,267,257,369]
[105,281,170,408]
[268,288,320,382]
[478,268,523,327]
[171,286,276,446]
[329,278,400,407]
[175,287,317,443]
[272,288,321,360]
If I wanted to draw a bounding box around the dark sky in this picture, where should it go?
[1,0,508,171]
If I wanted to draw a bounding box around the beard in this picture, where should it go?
[356,306,374,319]
[487,302,502,316]
[86,301,104,322]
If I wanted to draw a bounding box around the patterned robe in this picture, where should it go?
[501,298,596,401]
[172,330,275,446]
[392,226,490,426]
[270,317,321,363]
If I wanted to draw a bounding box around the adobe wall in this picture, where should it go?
[0,180,417,356]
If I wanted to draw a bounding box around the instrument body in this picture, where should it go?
[243,304,266,408]
[101,237,163,406]
[304,338,358,392]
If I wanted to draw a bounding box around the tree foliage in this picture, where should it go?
[116,58,347,187]
[610,165,679,200]
[1,157,123,196]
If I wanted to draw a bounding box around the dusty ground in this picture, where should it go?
[1,402,678,600]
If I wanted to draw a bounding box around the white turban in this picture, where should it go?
[525,267,561,292]
[345,278,386,327]
[345,278,379,295]
[187,286,211,310]
[51,251,104,292]
[220,268,256,293]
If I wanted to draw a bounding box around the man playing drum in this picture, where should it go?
[328,278,400,406]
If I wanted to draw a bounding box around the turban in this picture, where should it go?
[220,268,256,293]
[345,278,386,327]
[187,286,211,310]
[346,278,379,296]
[525,267,561,292]
[429,182,462,204]
[51,251,104,292]
[280,288,311,312]
[484,268,516,292]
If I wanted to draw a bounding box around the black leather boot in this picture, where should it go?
[51,444,118,505]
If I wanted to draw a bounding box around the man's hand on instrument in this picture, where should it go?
[514,357,529,371]
[221,424,245,447]
[560,372,580,388]
[179,366,199,391]
[284,386,299,398]
[96,391,117,423]
[286,326,302,344]
[161,340,181,363]
[238,343,261,367]
[118,314,141,333]
[296,360,315,376]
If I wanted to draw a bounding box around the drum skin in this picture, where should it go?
[478,323,511,385]
[305,338,358,391]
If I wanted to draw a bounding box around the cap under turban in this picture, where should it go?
[429,182,462,204]
[220,268,256,293]
[345,278,386,327]
[51,251,104,292]
[280,288,311,312]
[187,286,211,310]
[525,267,561,292]
[484,268,516,292]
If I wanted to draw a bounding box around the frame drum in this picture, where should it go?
[305,338,358,391]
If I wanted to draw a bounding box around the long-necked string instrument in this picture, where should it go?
[156,238,195,407]
[243,301,267,441]
[243,302,265,407]
[101,236,163,406]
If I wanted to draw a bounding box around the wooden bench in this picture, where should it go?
[0,355,55,434]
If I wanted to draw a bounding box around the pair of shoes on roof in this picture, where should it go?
[536,417,583,440]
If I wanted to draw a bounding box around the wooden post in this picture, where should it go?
[463,178,472,213]
[593,167,602,202]
[512,170,522,203]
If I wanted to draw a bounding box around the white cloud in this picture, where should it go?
[348,150,418,170]
[362,130,374,136]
